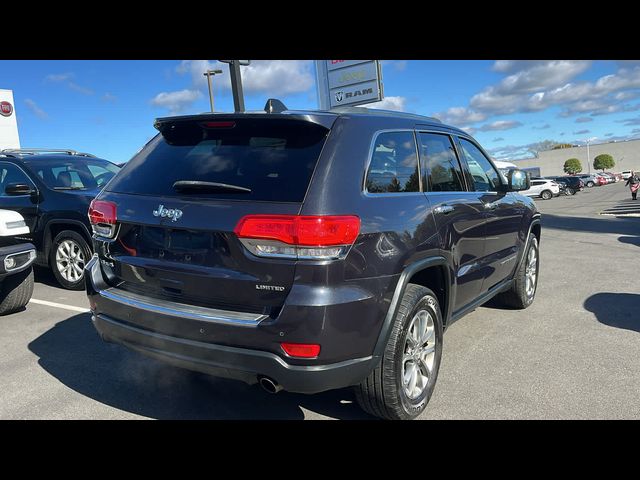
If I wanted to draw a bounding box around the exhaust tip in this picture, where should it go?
[258,376,283,394]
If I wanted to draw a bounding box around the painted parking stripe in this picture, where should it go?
[29,298,90,313]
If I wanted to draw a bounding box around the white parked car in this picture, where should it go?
[520,179,560,200]
[0,210,35,315]
[621,171,633,180]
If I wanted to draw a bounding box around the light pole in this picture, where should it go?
[203,69,223,112]
[583,137,597,174]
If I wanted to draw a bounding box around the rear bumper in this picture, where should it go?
[85,254,377,394]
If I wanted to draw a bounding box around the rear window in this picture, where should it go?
[107,119,329,202]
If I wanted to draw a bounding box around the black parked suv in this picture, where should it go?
[0,149,120,289]
[548,176,584,195]
[85,105,541,420]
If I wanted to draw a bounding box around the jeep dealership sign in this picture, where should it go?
[315,60,383,109]
[0,89,20,149]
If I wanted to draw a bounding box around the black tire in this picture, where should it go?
[587,181,594,188]
[354,284,443,420]
[495,234,539,309]
[540,190,552,200]
[0,268,34,315]
[566,187,575,195]
[49,230,91,290]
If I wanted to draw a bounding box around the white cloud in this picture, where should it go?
[45,72,74,82]
[45,72,94,96]
[471,61,592,114]
[176,60,314,96]
[476,120,523,132]
[243,60,314,95]
[362,96,407,111]
[432,106,487,126]
[440,61,640,125]
[150,89,202,114]
[68,82,94,95]
[574,129,591,135]
[102,92,117,102]
[24,99,48,119]
[575,116,593,123]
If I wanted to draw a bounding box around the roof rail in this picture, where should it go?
[327,106,443,124]
[0,148,96,158]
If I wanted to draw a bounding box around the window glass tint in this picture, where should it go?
[106,120,329,202]
[366,131,419,193]
[418,133,465,191]
[22,157,119,190]
[0,162,35,197]
[459,138,501,192]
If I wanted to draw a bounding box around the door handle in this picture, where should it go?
[483,201,498,210]
[434,205,455,215]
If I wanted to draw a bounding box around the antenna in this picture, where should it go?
[264,99,288,113]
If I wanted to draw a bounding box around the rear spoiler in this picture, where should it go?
[154,112,338,132]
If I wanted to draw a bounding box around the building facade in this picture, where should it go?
[510,138,640,176]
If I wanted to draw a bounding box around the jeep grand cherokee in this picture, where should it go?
[85,104,540,420]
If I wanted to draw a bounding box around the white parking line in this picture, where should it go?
[29,298,90,313]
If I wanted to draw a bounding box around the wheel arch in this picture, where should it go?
[372,257,451,359]
[44,220,93,260]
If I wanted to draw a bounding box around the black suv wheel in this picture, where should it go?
[496,234,539,309]
[50,230,91,290]
[355,284,443,420]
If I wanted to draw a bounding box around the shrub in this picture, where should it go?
[563,158,582,174]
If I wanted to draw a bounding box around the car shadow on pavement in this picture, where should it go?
[618,236,640,248]
[542,214,640,236]
[583,293,640,334]
[33,266,63,288]
[27,313,374,420]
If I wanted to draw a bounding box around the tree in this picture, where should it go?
[563,158,582,174]
[593,154,615,172]
[527,140,560,158]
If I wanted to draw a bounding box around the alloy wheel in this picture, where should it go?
[402,309,436,400]
[55,239,86,283]
[525,238,538,299]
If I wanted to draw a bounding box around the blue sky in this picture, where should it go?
[2,60,640,162]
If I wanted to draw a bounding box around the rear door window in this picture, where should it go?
[106,119,330,202]
[418,132,466,191]
[365,131,420,193]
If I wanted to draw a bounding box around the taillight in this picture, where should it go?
[281,343,321,358]
[234,215,360,260]
[88,200,117,238]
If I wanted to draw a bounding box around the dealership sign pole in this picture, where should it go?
[315,60,383,109]
[219,60,250,113]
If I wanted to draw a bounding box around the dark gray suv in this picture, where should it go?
[85,105,540,420]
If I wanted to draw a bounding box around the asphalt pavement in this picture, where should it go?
[0,181,638,419]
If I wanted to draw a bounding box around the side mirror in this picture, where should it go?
[5,183,35,196]
[506,169,530,192]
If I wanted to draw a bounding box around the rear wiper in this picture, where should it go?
[172,180,252,194]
